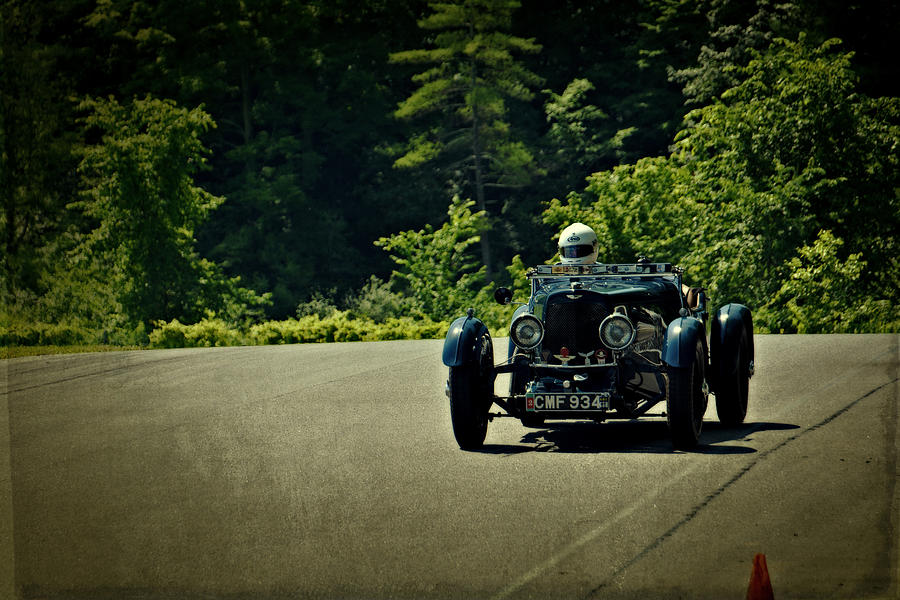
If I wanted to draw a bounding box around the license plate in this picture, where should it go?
[525,392,610,412]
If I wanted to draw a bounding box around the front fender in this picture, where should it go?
[710,303,753,380]
[442,312,491,367]
[662,317,706,369]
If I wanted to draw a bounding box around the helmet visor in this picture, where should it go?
[560,244,595,259]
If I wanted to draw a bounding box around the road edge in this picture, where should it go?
[1,361,16,600]
[889,337,899,600]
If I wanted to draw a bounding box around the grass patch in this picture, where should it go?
[0,345,144,360]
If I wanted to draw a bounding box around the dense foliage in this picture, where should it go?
[2,0,897,348]
[544,37,899,333]
[389,0,543,279]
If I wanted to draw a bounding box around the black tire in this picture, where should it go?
[715,326,750,425]
[448,336,493,449]
[667,340,707,449]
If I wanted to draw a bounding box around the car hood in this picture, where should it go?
[538,278,679,302]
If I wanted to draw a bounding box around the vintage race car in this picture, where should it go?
[442,261,754,450]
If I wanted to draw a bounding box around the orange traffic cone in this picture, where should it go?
[746,553,774,600]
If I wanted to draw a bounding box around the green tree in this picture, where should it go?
[546,36,899,332]
[522,0,709,220]
[625,0,709,150]
[543,157,700,268]
[767,230,899,333]
[375,196,487,321]
[0,0,81,297]
[75,0,434,318]
[675,37,899,319]
[7,0,899,342]
[543,79,613,191]
[390,0,543,280]
[74,95,267,330]
[669,0,802,106]
[116,0,338,317]
[375,195,526,331]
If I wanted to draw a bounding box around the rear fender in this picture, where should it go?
[442,310,491,367]
[710,303,754,384]
[662,317,707,369]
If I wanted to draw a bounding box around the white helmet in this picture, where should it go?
[558,222,599,264]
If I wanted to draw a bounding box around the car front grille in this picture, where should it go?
[542,295,611,363]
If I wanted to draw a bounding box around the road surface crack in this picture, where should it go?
[583,376,899,599]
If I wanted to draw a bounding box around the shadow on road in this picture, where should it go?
[476,420,799,455]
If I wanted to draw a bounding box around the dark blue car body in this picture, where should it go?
[442,263,754,450]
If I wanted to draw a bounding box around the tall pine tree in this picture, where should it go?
[390,0,542,280]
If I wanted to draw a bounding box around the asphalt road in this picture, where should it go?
[2,334,898,599]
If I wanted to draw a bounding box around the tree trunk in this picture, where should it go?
[469,38,492,283]
[240,61,253,146]
[3,196,15,292]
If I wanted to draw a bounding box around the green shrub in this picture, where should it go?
[364,316,448,341]
[143,309,452,349]
[245,312,448,345]
[346,275,412,322]
[0,321,95,346]
[758,230,900,333]
[148,317,243,348]
[295,290,340,319]
[375,197,488,322]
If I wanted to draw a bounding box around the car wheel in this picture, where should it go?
[448,336,492,449]
[667,340,707,449]
[715,326,750,425]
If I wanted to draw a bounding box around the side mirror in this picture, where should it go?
[493,287,514,305]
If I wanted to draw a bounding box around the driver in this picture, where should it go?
[556,222,703,309]
[557,222,599,264]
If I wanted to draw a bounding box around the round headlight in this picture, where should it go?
[599,314,635,350]
[510,314,544,350]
